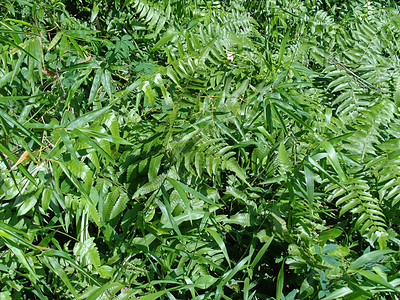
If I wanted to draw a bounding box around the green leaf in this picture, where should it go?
[17,197,37,216]
[276,261,285,300]
[68,36,85,59]
[220,256,249,286]
[0,108,44,146]
[304,166,314,211]
[357,270,400,293]
[348,250,395,271]
[157,191,183,240]
[167,177,192,223]
[322,287,352,300]
[5,242,39,283]
[102,69,113,98]
[151,31,179,52]
[0,143,37,187]
[59,129,78,160]
[195,275,218,289]
[72,128,116,165]
[206,228,231,267]
[66,107,110,129]
[250,235,274,270]
[320,141,347,182]
[47,31,63,51]
[45,256,78,298]
[78,128,132,145]
[142,81,155,107]
[278,30,290,66]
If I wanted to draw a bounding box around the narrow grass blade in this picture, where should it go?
[59,129,78,160]
[276,261,284,300]
[5,242,39,283]
[304,166,314,212]
[206,228,231,267]
[320,140,347,182]
[45,256,78,297]
[220,256,249,285]
[250,235,274,269]
[66,106,109,129]
[167,177,192,224]
[0,108,44,146]
[157,188,183,240]
[357,270,400,293]
[0,143,37,186]
[72,128,116,165]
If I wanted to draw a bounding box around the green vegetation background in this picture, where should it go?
[0,0,399,298]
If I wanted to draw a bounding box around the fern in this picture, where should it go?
[327,177,387,247]
[367,141,400,207]
[73,237,101,271]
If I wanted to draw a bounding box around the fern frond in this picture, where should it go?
[367,141,400,207]
[327,178,387,245]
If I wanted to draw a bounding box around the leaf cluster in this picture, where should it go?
[0,0,399,299]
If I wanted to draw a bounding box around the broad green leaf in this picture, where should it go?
[142,81,155,107]
[357,270,400,293]
[102,69,113,98]
[348,250,395,271]
[151,31,179,52]
[68,36,85,59]
[319,228,342,242]
[47,31,62,51]
[322,287,352,300]
[195,275,218,289]
[17,197,37,216]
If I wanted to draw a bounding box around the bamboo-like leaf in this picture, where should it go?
[47,31,63,51]
[250,235,274,270]
[206,228,231,267]
[151,31,179,52]
[0,143,37,186]
[0,108,44,146]
[102,69,113,98]
[77,127,131,145]
[276,261,285,300]
[167,177,192,223]
[142,81,155,107]
[5,242,39,283]
[348,250,394,271]
[357,270,400,293]
[72,128,116,165]
[320,141,347,182]
[157,191,183,240]
[44,256,78,297]
[59,129,78,160]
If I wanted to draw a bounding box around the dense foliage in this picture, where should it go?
[0,0,400,298]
